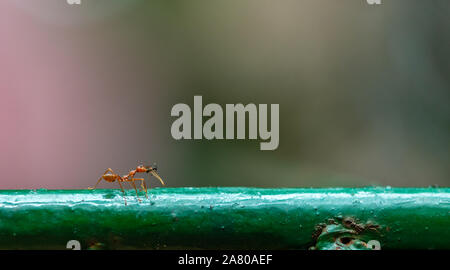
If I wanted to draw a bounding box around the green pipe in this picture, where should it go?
[0,187,448,250]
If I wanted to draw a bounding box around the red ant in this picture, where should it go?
[88,164,165,205]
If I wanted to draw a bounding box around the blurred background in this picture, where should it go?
[0,0,448,189]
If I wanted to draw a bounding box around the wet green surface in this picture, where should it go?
[0,187,448,249]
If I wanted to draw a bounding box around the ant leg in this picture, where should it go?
[88,177,103,190]
[130,178,146,193]
[88,168,114,189]
[132,178,148,199]
[142,179,148,199]
[128,180,141,202]
[117,179,127,205]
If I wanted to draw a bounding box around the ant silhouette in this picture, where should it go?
[88,164,164,205]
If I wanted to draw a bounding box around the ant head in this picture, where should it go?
[143,163,157,173]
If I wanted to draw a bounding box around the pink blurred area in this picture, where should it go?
[0,2,165,189]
